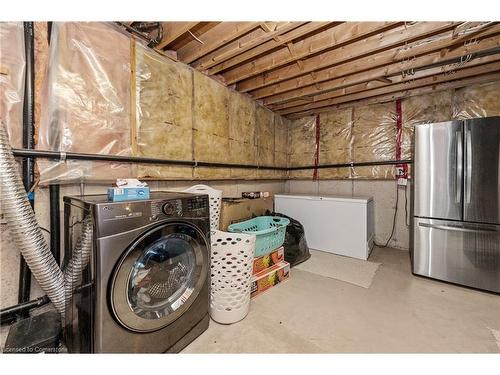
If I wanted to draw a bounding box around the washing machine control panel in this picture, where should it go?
[186,196,209,217]
[161,199,183,216]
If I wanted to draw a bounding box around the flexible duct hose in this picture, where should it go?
[63,215,93,304]
[0,121,66,314]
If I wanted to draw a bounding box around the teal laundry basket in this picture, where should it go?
[228,216,290,257]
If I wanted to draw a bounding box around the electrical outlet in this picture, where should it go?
[396,166,405,177]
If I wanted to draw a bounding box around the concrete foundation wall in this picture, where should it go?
[285,179,411,251]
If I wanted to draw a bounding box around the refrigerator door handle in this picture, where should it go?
[465,128,472,204]
[418,222,500,235]
[456,131,463,203]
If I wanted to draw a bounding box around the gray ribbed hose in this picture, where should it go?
[0,121,65,314]
[63,215,93,303]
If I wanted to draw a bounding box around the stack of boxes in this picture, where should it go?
[250,246,290,298]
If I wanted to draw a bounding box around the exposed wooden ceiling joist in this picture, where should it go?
[272,54,500,112]
[157,22,201,49]
[176,22,261,64]
[252,25,500,103]
[395,23,500,60]
[263,38,500,107]
[452,22,493,38]
[287,71,500,119]
[236,22,461,92]
[204,22,335,75]
[221,22,402,85]
[191,22,306,71]
[278,60,500,116]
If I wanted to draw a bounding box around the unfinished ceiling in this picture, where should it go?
[125,21,500,118]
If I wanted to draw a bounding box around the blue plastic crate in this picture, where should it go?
[228,216,290,257]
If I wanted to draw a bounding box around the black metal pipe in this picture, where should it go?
[129,22,163,48]
[11,148,413,171]
[0,296,50,326]
[288,159,413,170]
[11,148,288,170]
[406,46,500,75]
[47,22,53,44]
[18,21,35,307]
[115,22,158,47]
[49,185,61,265]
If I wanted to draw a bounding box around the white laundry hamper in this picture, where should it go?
[209,230,256,324]
[182,184,222,230]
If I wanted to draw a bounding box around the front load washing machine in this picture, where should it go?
[63,191,210,353]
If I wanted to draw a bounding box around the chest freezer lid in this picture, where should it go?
[274,193,373,204]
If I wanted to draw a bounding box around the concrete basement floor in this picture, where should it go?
[183,247,500,353]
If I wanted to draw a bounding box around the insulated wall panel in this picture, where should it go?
[401,90,453,160]
[320,167,352,179]
[274,152,288,168]
[193,70,234,177]
[35,22,290,183]
[229,91,255,145]
[351,165,395,179]
[229,139,257,165]
[319,109,353,167]
[453,81,500,119]
[230,168,259,179]
[135,44,193,179]
[288,169,316,179]
[254,105,276,178]
[256,106,275,150]
[193,130,230,163]
[193,166,231,179]
[352,102,396,163]
[37,22,134,183]
[0,22,25,148]
[193,70,229,138]
[288,116,317,168]
[139,165,193,180]
[258,147,275,166]
[274,114,288,153]
[351,103,396,179]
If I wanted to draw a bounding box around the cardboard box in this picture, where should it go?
[253,246,284,275]
[251,261,290,298]
[107,187,150,202]
[220,197,273,230]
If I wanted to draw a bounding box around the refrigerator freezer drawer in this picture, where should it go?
[413,217,500,292]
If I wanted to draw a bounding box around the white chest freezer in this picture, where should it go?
[274,194,375,260]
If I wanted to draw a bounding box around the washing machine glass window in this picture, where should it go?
[111,222,208,332]
[128,235,196,316]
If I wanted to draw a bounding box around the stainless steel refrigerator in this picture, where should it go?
[412,116,500,293]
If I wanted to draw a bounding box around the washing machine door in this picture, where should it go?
[110,221,208,332]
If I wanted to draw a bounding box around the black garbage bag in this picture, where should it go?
[266,211,311,267]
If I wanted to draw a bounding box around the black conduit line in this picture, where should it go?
[11,149,288,170]
[47,23,61,267]
[18,21,35,310]
[0,296,50,326]
[288,159,413,170]
[11,148,413,171]
[49,185,61,265]
[47,22,52,44]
